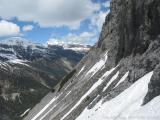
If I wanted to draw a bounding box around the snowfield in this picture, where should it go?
[114,71,129,88]
[76,72,154,120]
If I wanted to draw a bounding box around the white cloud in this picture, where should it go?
[67,32,95,43]
[102,1,110,8]
[88,0,110,33]
[0,0,100,29]
[47,32,96,45]
[0,20,20,37]
[90,10,110,32]
[22,25,34,31]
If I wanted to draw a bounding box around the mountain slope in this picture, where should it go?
[0,37,90,120]
[24,0,160,120]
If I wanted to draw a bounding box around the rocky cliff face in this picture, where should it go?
[99,0,160,104]
[0,37,89,120]
[24,0,160,120]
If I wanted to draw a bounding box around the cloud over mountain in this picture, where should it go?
[0,0,100,29]
[47,32,96,45]
[22,25,34,31]
[0,20,20,37]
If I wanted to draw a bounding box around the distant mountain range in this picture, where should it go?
[0,37,91,120]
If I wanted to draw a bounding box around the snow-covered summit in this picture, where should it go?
[63,44,91,52]
[0,37,35,47]
[47,40,91,52]
[0,37,44,63]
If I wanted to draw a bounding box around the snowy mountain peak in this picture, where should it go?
[63,44,91,52]
[0,37,34,47]
[47,40,91,52]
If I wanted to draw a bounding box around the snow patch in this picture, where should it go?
[115,71,129,88]
[100,67,117,80]
[0,53,17,60]
[103,71,119,92]
[77,66,85,76]
[65,91,71,97]
[20,108,31,117]
[8,59,30,67]
[86,51,108,78]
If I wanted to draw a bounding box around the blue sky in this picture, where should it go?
[0,0,110,45]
